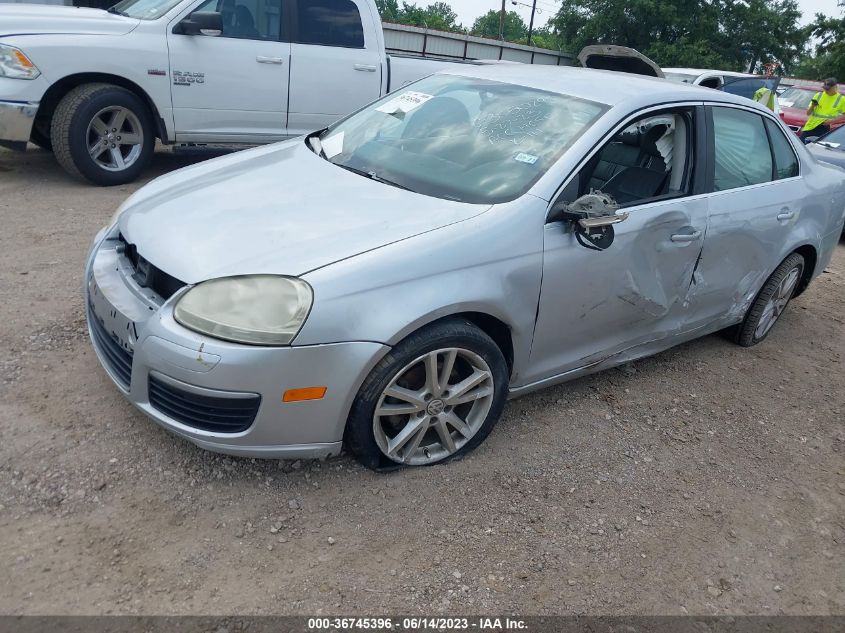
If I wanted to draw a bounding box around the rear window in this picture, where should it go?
[778,88,816,110]
[294,0,364,48]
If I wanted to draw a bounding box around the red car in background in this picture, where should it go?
[778,83,845,135]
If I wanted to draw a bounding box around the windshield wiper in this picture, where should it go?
[333,163,413,192]
[817,141,841,150]
[107,6,129,15]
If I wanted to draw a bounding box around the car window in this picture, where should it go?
[712,107,773,191]
[765,120,799,179]
[722,77,780,101]
[317,74,609,204]
[294,0,364,48]
[194,0,284,40]
[778,87,815,110]
[562,108,694,208]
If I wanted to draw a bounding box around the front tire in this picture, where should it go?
[346,319,509,470]
[732,252,804,347]
[50,83,154,186]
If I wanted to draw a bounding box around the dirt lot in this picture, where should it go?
[0,146,843,616]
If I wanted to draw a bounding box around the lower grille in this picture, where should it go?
[148,375,260,433]
[88,305,133,390]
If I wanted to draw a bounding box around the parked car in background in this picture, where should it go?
[663,67,781,112]
[85,65,845,469]
[805,127,845,234]
[778,84,845,135]
[0,0,470,185]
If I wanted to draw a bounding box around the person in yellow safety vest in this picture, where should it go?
[753,85,776,111]
[801,77,845,140]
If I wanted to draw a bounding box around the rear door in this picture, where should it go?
[686,105,802,329]
[167,0,290,142]
[287,0,382,135]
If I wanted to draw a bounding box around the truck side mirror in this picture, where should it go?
[175,11,224,37]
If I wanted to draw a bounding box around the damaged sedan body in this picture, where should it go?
[85,65,845,470]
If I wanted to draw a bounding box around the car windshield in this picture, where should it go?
[664,72,699,84]
[778,87,816,110]
[316,74,609,204]
[816,125,845,149]
[109,0,184,19]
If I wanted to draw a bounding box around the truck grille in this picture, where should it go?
[148,375,260,433]
[88,304,133,390]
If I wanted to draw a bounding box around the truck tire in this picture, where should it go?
[50,83,154,186]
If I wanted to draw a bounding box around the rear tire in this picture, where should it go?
[731,252,804,347]
[50,83,154,186]
[346,319,509,471]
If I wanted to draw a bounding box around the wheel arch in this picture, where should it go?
[791,243,817,298]
[35,73,169,143]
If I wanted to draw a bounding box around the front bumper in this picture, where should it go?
[0,99,37,146]
[84,229,389,459]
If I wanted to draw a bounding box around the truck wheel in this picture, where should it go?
[50,83,154,186]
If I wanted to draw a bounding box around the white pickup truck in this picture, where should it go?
[0,0,463,184]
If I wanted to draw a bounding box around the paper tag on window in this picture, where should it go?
[514,152,539,165]
[322,131,344,159]
[376,91,434,115]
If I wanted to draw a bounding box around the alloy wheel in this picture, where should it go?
[754,264,802,340]
[373,347,495,465]
[86,106,144,172]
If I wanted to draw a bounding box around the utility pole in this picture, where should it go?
[526,0,537,46]
[498,0,506,40]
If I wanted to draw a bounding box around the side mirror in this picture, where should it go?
[175,11,223,36]
[555,191,627,251]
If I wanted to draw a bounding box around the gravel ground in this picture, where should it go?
[0,146,843,616]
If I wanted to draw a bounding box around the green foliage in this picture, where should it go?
[470,10,527,42]
[793,10,845,80]
[551,0,806,73]
[376,0,465,33]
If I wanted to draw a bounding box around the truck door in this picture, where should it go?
[286,0,382,135]
[167,0,290,142]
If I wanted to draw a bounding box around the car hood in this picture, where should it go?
[118,140,490,284]
[779,106,807,125]
[807,142,845,169]
[577,45,664,78]
[0,5,139,37]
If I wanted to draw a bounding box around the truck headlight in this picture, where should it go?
[174,275,313,345]
[0,44,41,80]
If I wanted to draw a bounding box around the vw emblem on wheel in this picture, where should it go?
[426,399,445,416]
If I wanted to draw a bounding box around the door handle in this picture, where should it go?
[670,229,702,243]
[354,64,377,72]
[256,56,284,64]
[777,210,795,221]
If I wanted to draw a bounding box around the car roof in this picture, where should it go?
[440,64,765,110]
[663,67,757,78]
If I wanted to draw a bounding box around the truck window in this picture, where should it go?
[195,0,284,41]
[294,0,365,48]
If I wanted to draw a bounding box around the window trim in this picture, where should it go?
[290,0,366,49]
[546,102,707,223]
[763,117,800,181]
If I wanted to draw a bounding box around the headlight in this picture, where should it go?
[0,44,41,80]
[174,275,313,345]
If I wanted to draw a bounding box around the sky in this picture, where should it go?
[449,0,842,31]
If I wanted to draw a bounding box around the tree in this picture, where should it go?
[793,8,845,80]
[375,0,399,22]
[471,10,527,41]
[396,1,464,32]
[550,0,806,73]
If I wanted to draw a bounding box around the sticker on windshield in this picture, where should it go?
[376,91,434,115]
[322,132,344,159]
[514,152,538,165]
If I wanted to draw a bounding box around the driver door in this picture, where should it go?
[524,105,710,384]
[167,0,290,142]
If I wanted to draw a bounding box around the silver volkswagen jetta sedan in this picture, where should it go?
[85,65,845,470]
